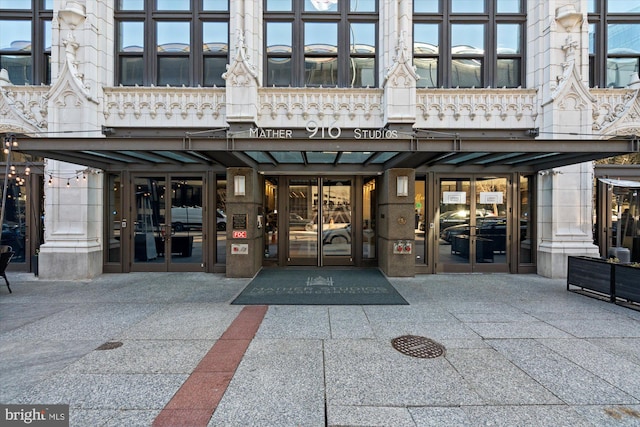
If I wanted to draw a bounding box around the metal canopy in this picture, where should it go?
[10,132,640,174]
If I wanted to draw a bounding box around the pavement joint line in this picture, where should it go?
[152,305,268,427]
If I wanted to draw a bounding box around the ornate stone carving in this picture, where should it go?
[257,88,383,127]
[384,32,419,88]
[222,31,258,87]
[591,88,640,135]
[415,89,538,128]
[56,1,94,102]
[0,86,49,132]
[103,87,226,127]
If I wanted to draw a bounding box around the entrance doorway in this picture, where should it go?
[437,176,510,272]
[130,175,205,272]
[285,177,353,266]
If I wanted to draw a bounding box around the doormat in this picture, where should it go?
[231,268,408,305]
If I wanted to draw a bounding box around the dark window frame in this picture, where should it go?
[0,1,52,85]
[114,1,229,87]
[413,0,526,88]
[589,0,640,88]
[263,0,378,88]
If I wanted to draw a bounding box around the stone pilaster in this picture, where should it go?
[378,169,415,277]
[225,168,262,277]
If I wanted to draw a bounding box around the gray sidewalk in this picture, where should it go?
[2,272,640,426]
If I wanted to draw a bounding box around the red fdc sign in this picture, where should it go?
[232,230,247,239]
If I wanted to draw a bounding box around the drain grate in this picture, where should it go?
[391,335,445,359]
[96,341,123,351]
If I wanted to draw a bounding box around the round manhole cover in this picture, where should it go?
[96,341,123,351]
[391,335,445,359]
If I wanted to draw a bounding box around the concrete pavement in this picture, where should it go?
[2,271,640,426]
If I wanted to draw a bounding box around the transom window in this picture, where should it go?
[589,0,640,88]
[413,0,525,88]
[264,0,378,88]
[115,0,229,87]
[0,0,52,85]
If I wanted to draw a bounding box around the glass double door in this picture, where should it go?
[438,176,510,272]
[130,175,205,271]
[286,178,353,266]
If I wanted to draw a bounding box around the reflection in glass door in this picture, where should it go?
[131,175,204,271]
[287,179,318,265]
[438,177,509,272]
[286,178,353,266]
[322,178,352,265]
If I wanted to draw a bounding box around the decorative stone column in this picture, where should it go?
[225,167,262,277]
[378,168,415,277]
[533,2,600,278]
[38,0,106,279]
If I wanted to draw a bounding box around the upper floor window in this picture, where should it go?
[413,0,525,88]
[115,0,229,87]
[0,0,52,85]
[264,0,378,88]
[589,0,640,88]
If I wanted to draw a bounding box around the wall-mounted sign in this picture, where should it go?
[231,243,248,254]
[479,192,504,204]
[233,230,247,239]
[232,214,247,230]
[443,191,466,204]
[247,121,399,140]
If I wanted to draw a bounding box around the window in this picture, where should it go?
[413,0,525,88]
[115,0,229,87]
[264,0,378,88]
[589,0,640,88]
[0,0,52,85]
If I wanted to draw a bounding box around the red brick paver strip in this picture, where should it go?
[153,305,268,427]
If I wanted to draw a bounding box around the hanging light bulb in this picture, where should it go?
[76,175,79,182]
[48,175,53,186]
[66,179,70,187]
[25,166,30,175]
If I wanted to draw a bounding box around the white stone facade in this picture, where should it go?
[1,0,639,278]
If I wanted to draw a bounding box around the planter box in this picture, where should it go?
[613,263,640,304]
[567,256,614,300]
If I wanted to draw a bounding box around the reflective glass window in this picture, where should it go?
[119,0,144,9]
[414,23,439,53]
[0,21,31,52]
[351,0,375,12]
[266,0,292,11]
[497,24,520,54]
[267,22,292,52]
[451,0,484,13]
[265,0,377,87]
[119,21,144,52]
[157,22,190,52]
[203,22,228,52]
[451,24,484,53]
[305,0,339,12]
[157,0,190,10]
[608,0,640,13]
[497,0,520,13]
[0,0,30,8]
[305,23,338,53]
[414,0,439,13]
[203,0,228,11]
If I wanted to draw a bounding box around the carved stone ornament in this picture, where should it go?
[384,31,419,88]
[555,5,583,32]
[222,31,258,87]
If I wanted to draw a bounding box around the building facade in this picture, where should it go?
[1,0,639,280]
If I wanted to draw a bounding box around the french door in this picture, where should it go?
[285,177,353,266]
[130,174,205,272]
[437,176,510,273]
